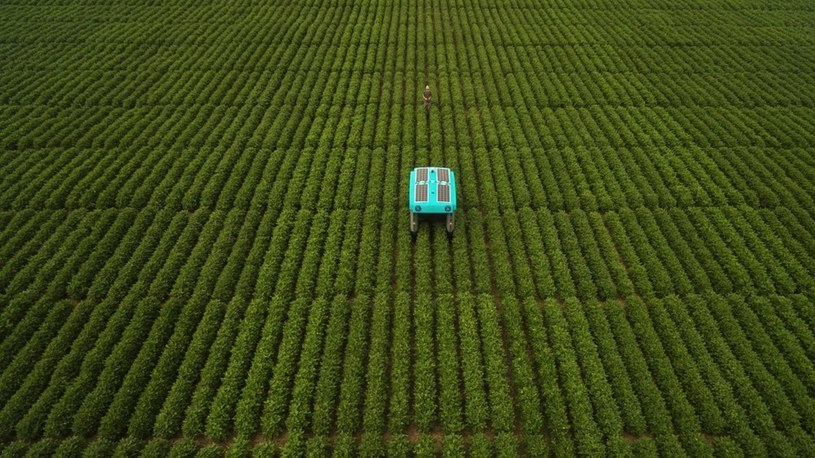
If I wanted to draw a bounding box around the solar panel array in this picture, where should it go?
[436,167,449,182]
[415,167,452,205]
[415,183,428,202]
[416,167,429,182]
[437,183,450,203]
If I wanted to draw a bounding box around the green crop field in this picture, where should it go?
[1,0,815,455]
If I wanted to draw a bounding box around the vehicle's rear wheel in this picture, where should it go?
[410,212,418,235]
[446,213,454,234]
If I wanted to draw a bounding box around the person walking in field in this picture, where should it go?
[423,84,431,112]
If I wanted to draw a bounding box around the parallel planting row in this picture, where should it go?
[2,290,815,456]
[2,0,815,455]
[2,145,815,215]
[0,201,813,454]
[0,203,812,303]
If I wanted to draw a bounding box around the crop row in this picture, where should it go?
[2,191,813,440]
[0,431,678,457]
[2,0,814,454]
[1,0,814,154]
[0,204,811,342]
[3,291,814,452]
[3,147,814,235]
[2,1,814,109]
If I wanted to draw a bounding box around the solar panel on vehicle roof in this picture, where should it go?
[438,183,450,203]
[437,168,449,182]
[416,167,429,182]
[415,183,428,202]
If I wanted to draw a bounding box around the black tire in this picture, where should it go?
[410,212,419,234]
[446,213,454,234]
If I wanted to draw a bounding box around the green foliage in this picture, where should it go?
[0,0,813,455]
